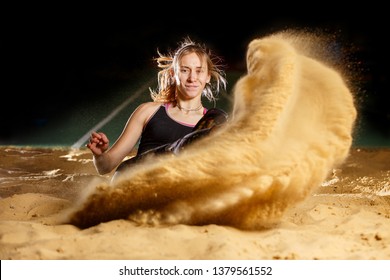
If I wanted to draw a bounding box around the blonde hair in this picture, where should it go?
[150,37,227,105]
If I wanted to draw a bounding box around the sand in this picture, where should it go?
[1,31,389,262]
[0,146,389,260]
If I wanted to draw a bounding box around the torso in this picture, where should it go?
[137,103,207,155]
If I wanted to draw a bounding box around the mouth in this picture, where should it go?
[185,85,198,90]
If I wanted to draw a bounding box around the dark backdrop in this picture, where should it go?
[2,8,389,145]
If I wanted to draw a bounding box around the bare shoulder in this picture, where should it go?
[132,102,163,123]
[138,101,163,111]
[135,102,163,115]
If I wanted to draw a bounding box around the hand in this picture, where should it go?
[86,131,109,156]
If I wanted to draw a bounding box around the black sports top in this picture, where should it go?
[136,103,207,155]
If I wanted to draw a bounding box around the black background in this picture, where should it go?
[2,7,389,144]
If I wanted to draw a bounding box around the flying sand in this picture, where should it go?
[58,30,357,230]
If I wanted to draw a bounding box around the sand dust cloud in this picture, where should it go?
[59,30,357,230]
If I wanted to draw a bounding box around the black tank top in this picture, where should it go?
[137,103,207,155]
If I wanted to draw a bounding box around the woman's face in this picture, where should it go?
[175,52,211,100]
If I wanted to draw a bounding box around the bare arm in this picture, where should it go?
[87,102,161,175]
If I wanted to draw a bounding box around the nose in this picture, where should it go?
[188,71,197,81]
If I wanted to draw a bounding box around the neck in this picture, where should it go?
[177,102,203,113]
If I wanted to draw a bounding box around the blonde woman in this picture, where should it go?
[87,37,227,180]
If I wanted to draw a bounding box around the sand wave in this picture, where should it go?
[60,31,357,230]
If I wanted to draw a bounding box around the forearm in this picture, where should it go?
[92,153,117,175]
